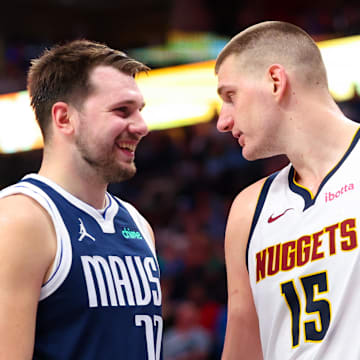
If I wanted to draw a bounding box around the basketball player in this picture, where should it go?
[0,40,162,359]
[215,21,360,359]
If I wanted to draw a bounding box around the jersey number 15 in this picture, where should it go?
[280,271,331,347]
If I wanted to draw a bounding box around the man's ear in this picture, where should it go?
[51,102,74,135]
[267,64,287,102]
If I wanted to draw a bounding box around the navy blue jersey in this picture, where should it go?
[0,174,162,360]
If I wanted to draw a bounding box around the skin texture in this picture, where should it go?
[43,66,149,207]
[217,55,287,162]
[0,65,153,359]
[217,51,359,360]
[0,195,56,359]
[221,179,265,360]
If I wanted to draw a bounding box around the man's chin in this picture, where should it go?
[241,147,254,161]
[107,164,137,183]
[242,147,262,162]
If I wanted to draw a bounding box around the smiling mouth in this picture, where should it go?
[114,142,137,161]
[117,142,136,153]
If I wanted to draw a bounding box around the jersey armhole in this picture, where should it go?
[0,183,73,300]
[246,172,279,270]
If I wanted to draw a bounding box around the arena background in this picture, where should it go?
[1,1,360,358]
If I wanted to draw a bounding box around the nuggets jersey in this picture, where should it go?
[0,174,162,360]
[247,128,360,359]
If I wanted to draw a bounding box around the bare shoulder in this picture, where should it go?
[224,176,268,273]
[0,194,57,358]
[0,193,54,232]
[226,177,267,241]
[0,194,56,273]
[222,178,266,359]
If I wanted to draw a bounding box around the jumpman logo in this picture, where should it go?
[78,218,96,242]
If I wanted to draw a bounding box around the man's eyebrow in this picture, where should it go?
[217,86,231,97]
[217,86,224,96]
[112,100,146,109]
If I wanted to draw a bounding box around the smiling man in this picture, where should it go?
[0,40,162,359]
[215,21,360,360]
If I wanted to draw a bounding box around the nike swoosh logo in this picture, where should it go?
[268,208,294,223]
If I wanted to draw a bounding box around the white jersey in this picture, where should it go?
[247,128,360,359]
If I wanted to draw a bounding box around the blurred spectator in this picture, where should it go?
[1,4,360,357]
[163,300,212,360]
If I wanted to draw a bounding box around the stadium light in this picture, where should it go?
[0,35,359,154]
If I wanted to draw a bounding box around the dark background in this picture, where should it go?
[1,1,360,358]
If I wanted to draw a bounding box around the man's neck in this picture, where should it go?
[289,118,359,196]
[38,164,108,209]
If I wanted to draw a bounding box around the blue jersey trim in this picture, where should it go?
[289,127,360,210]
[246,172,279,270]
[102,194,112,219]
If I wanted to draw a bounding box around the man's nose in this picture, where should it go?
[129,112,149,137]
[216,108,234,132]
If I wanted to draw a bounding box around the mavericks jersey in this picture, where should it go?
[0,174,162,360]
[247,128,360,359]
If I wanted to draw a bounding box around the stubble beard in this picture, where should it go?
[75,135,137,184]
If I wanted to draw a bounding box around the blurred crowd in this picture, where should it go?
[1,0,360,95]
[0,116,290,359]
[1,1,360,358]
[120,120,289,359]
[3,106,359,359]
[110,104,359,358]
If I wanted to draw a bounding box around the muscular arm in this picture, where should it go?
[221,179,266,360]
[0,195,56,359]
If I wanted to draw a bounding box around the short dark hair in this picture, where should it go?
[27,39,149,142]
[215,21,327,87]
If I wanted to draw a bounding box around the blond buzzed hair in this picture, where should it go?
[215,21,328,87]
